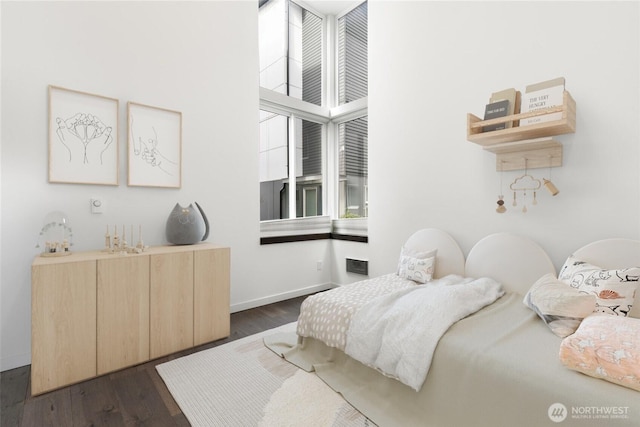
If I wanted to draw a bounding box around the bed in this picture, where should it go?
[267,229,640,427]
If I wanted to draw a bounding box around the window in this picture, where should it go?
[338,116,368,218]
[259,111,324,221]
[259,110,289,220]
[259,0,367,237]
[258,0,323,106]
[338,2,368,105]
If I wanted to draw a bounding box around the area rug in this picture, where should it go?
[156,323,374,427]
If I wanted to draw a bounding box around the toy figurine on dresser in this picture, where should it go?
[165,202,210,245]
[36,211,73,257]
[104,224,147,254]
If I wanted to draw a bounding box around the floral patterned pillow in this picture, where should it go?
[558,256,640,317]
[397,246,437,284]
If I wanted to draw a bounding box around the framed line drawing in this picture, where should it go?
[127,102,182,188]
[49,85,119,185]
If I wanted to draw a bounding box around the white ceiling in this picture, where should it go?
[304,0,361,16]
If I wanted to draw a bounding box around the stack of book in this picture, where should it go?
[519,77,565,126]
[482,77,566,132]
[482,88,519,132]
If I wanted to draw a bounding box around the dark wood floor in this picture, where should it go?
[0,296,306,427]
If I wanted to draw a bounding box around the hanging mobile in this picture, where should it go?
[496,195,506,213]
[543,155,560,196]
[509,158,541,214]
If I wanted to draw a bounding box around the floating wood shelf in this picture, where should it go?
[467,91,576,171]
[485,137,562,172]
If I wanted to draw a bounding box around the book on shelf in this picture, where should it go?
[482,99,510,132]
[520,77,565,126]
[490,88,520,128]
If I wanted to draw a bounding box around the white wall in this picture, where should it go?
[0,1,331,372]
[366,1,640,277]
[2,0,639,372]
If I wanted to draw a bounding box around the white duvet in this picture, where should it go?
[344,274,504,391]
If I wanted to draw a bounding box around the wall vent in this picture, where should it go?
[346,258,368,275]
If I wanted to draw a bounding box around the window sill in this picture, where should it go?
[332,218,368,236]
[259,217,368,245]
[260,216,331,244]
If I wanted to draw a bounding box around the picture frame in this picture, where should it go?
[127,102,182,188]
[48,85,119,185]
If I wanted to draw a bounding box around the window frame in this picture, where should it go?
[259,0,368,241]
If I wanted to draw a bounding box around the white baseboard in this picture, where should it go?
[230,282,335,313]
[1,352,30,372]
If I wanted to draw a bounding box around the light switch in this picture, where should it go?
[90,198,104,214]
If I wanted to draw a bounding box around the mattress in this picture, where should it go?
[278,292,640,427]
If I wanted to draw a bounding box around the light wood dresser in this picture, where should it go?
[31,243,230,395]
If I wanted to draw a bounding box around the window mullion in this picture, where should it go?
[330,97,368,123]
[326,120,337,219]
[326,14,336,109]
[260,88,330,123]
[288,115,297,219]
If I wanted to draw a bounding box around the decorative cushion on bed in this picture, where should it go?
[397,246,437,284]
[558,256,640,317]
[523,273,596,337]
[559,314,640,392]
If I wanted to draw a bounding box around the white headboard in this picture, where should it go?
[571,238,640,269]
[403,230,639,299]
[403,228,465,278]
[465,233,556,295]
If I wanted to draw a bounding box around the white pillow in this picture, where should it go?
[397,246,437,284]
[523,273,596,337]
[558,255,640,317]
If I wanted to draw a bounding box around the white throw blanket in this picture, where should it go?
[344,274,504,391]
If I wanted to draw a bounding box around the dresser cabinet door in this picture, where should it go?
[31,245,229,396]
[150,251,194,358]
[31,260,97,395]
[97,256,150,374]
[194,248,231,346]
